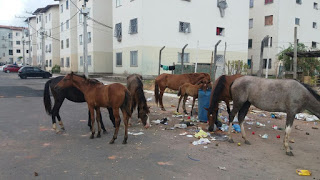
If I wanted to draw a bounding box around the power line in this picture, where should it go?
[87,17,112,29]
[69,0,82,12]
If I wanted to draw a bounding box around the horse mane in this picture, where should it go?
[298,81,320,102]
[135,76,150,114]
[73,74,102,85]
[208,75,226,114]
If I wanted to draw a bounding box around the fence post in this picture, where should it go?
[181,44,188,74]
[212,40,222,80]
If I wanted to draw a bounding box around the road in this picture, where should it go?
[0,72,320,179]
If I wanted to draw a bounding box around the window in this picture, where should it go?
[116,0,121,7]
[49,60,52,67]
[45,60,48,67]
[49,29,51,36]
[295,18,300,25]
[46,16,47,23]
[37,18,38,24]
[61,40,64,49]
[114,23,122,42]
[16,32,20,36]
[8,33,12,39]
[61,23,63,31]
[46,45,48,52]
[129,18,138,34]
[265,15,273,26]
[39,16,41,22]
[264,37,272,47]
[248,39,253,48]
[17,49,21,53]
[250,0,254,8]
[265,0,273,4]
[116,52,122,66]
[66,39,69,48]
[61,4,63,13]
[130,51,138,66]
[66,0,69,9]
[66,20,69,29]
[49,13,51,21]
[296,0,302,4]
[247,59,252,69]
[263,59,272,69]
[79,35,83,45]
[313,22,317,29]
[16,41,20,45]
[61,58,64,67]
[88,32,91,43]
[249,19,253,29]
[66,57,70,67]
[179,22,191,33]
[314,2,318,9]
[178,52,190,63]
[312,41,317,48]
[80,56,83,66]
[88,55,92,66]
[216,27,225,36]
[79,13,83,23]
[49,44,51,52]
[9,49,13,55]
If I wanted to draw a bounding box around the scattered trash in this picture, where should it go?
[152,120,161,124]
[171,105,176,107]
[237,143,241,146]
[158,161,173,166]
[252,132,255,135]
[246,122,254,125]
[179,132,188,136]
[108,155,117,160]
[256,122,265,127]
[220,124,229,132]
[258,113,267,117]
[180,121,195,127]
[192,138,211,145]
[306,115,319,122]
[267,121,271,124]
[278,127,283,130]
[160,118,168,125]
[204,146,208,149]
[232,124,241,133]
[289,139,295,143]
[147,97,152,102]
[271,114,276,118]
[312,127,318,129]
[188,155,200,161]
[218,166,227,171]
[128,132,144,136]
[186,135,194,138]
[296,113,319,121]
[272,125,278,130]
[215,143,219,146]
[165,127,175,130]
[276,135,280,139]
[296,169,311,176]
[194,130,208,138]
[248,127,251,130]
[174,124,187,129]
[34,172,39,176]
[295,125,302,131]
[211,134,228,141]
[306,132,310,135]
[233,117,239,123]
[262,134,268,139]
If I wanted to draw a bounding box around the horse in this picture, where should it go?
[55,73,132,144]
[154,73,211,111]
[228,76,320,156]
[206,74,243,132]
[127,74,151,128]
[43,76,114,133]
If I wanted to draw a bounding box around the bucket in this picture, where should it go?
[198,89,211,122]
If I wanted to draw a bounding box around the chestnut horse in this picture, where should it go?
[154,73,211,111]
[206,74,243,132]
[56,73,132,144]
[127,74,150,128]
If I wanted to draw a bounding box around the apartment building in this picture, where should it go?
[248,0,320,76]
[0,26,12,63]
[33,4,60,71]
[113,0,249,77]
[27,16,38,66]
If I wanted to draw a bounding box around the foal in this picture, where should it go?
[56,73,132,144]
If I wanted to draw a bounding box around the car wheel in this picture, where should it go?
[6,70,10,73]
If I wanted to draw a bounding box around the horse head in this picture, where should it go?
[204,107,215,132]
[55,72,74,90]
[139,106,151,129]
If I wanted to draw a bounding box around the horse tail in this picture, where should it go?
[136,79,150,114]
[121,89,132,117]
[177,86,182,97]
[209,75,227,114]
[154,81,160,106]
[43,79,52,115]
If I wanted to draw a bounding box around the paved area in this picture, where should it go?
[0,72,320,179]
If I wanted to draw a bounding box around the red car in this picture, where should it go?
[3,65,21,73]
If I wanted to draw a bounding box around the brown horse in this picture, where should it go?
[206,74,243,132]
[55,73,132,144]
[154,73,211,111]
[127,74,150,128]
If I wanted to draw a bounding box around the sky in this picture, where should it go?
[0,0,58,27]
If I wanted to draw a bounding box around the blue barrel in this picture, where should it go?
[198,89,211,122]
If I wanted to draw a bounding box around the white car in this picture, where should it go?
[0,65,4,71]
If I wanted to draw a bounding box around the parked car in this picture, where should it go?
[18,66,52,79]
[0,65,5,71]
[3,65,20,73]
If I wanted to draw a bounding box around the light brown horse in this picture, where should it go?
[127,74,150,128]
[206,74,243,132]
[154,73,211,111]
[55,73,132,144]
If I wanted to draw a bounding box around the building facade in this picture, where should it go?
[113,0,249,77]
[27,16,38,66]
[248,0,320,76]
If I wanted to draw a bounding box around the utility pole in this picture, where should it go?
[265,37,271,78]
[222,42,227,75]
[22,28,26,66]
[181,44,188,74]
[195,40,199,73]
[15,15,31,66]
[293,27,298,79]
[27,18,31,65]
[212,40,221,81]
[41,13,45,70]
[158,46,165,76]
[82,0,89,77]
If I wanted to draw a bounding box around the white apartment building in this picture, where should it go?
[248,0,320,76]
[113,0,249,77]
[27,16,38,66]
[33,4,60,71]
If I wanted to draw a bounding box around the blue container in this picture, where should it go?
[198,89,211,122]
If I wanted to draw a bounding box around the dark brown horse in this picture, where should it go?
[127,74,150,128]
[55,73,132,144]
[154,73,211,111]
[206,74,243,132]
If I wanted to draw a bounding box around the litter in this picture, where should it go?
[186,135,193,138]
[174,124,187,129]
[233,117,239,123]
[295,113,319,121]
[128,132,144,136]
[165,127,175,130]
[306,132,310,135]
[237,143,241,146]
[312,127,318,129]
[232,124,241,133]
[211,134,228,141]
[246,122,254,125]
[252,132,255,135]
[179,132,188,136]
[194,130,208,138]
[256,122,265,127]
[220,124,229,132]
[258,113,267,117]
[296,169,311,176]
[160,118,168,125]
[272,125,278,130]
[289,139,295,143]
[187,155,200,161]
[218,166,227,171]
[276,135,280,139]
[147,97,152,102]
[204,146,208,149]
[152,120,161,124]
[192,138,211,145]
[295,125,303,131]
[306,115,319,122]
[271,114,276,118]
[261,134,268,139]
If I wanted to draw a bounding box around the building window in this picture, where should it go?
[314,2,318,9]
[295,18,300,25]
[88,55,92,66]
[9,50,13,55]
[116,52,122,66]
[249,19,253,29]
[247,59,252,69]
[49,13,51,21]
[16,41,20,45]
[216,27,225,36]
[264,37,272,47]
[16,32,19,36]
[129,18,138,34]
[313,22,317,29]
[179,21,191,33]
[79,35,83,45]
[61,58,64,67]
[79,13,83,23]
[263,59,272,69]
[66,0,69,9]
[45,60,48,67]
[8,33,12,39]
[296,0,302,4]
[61,22,63,31]
[114,23,122,42]
[130,51,138,67]
[178,52,190,63]
[312,41,317,48]
[46,45,48,52]
[49,60,52,67]
[39,16,42,22]
[66,57,70,67]
[88,32,91,43]
[26,50,29,53]
[250,0,254,8]
[248,39,253,48]
[16,49,21,53]
[61,4,63,13]
[66,20,69,29]
[49,44,51,52]
[66,39,69,48]
[46,15,48,23]
[265,15,273,26]
[80,56,83,66]
[116,0,121,7]
[265,0,273,4]
[61,40,64,49]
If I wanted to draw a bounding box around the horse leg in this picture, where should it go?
[121,109,130,144]
[191,97,196,116]
[89,107,95,139]
[284,113,294,156]
[238,101,251,145]
[159,88,166,111]
[227,102,243,143]
[99,112,107,134]
[107,107,116,128]
[87,110,92,131]
[226,100,231,115]
[56,113,65,131]
[183,95,188,115]
[95,107,102,138]
[110,108,121,144]
[52,100,63,133]
[177,95,183,113]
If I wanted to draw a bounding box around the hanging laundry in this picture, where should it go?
[162,65,169,71]
[168,66,175,70]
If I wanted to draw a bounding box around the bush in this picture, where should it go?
[51,65,60,73]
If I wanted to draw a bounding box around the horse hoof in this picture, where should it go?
[90,134,94,139]
[286,151,294,156]
[103,130,108,134]
[245,140,251,145]
[61,128,65,131]
[97,134,101,138]
[161,108,166,111]
[228,139,234,143]
[109,140,115,144]
[122,140,127,144]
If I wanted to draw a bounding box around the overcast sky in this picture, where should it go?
[0,0,58,27]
